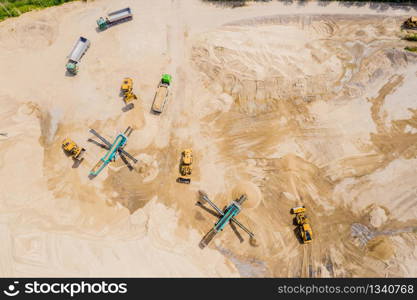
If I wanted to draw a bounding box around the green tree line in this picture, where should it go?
[206,0,417,2]
[1,1,416,22]
[0,0,78,21]
[204,0,417,6]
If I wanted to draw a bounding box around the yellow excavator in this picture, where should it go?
[121,77,138,106]
[62,138,85,162]
[291,206,313,244]
[404,16,417,29]
[177,149,193,184]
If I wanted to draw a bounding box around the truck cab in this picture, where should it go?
[66,61,78,75]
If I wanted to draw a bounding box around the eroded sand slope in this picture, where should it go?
[0,0,416,277]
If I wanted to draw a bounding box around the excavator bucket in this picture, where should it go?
[291,206,306,214]
[124,91,137,104]
[161,74,172,85]
[75,148,86,160]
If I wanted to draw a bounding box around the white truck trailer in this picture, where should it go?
[66,36,90,75]
[96,7,133,30]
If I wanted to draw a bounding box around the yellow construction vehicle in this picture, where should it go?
[404,16,417,29]
[177,149,193,184]
[62,138,85,161]
[124,90,137,104]
[121,78,133,93]
[291,206,313,244]
[120,77,138,106]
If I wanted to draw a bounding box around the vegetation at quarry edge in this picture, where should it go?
[0,0,80,21]
[2,1,417,22]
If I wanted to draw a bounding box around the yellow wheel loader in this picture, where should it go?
[404,16,417,29]
[177,149,193,184]
[124,90,138,104]
[62,138,85,161]
[120,77,138,108]
[291,206,313,244]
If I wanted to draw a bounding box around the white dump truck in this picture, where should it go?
[152,74,172,114]
[96,7,133,30]
[66,36,90,75]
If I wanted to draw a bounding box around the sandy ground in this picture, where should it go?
[0,0,417,277]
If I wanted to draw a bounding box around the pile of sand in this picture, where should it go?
[369,206,388,229]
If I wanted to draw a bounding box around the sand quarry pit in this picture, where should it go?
[0,0,417,277]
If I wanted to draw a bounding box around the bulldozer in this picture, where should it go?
[177,149,193,184]
[120,77,138,106]
[404,17,417,29]
[291,206,313,244]
[62,138,85,162]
